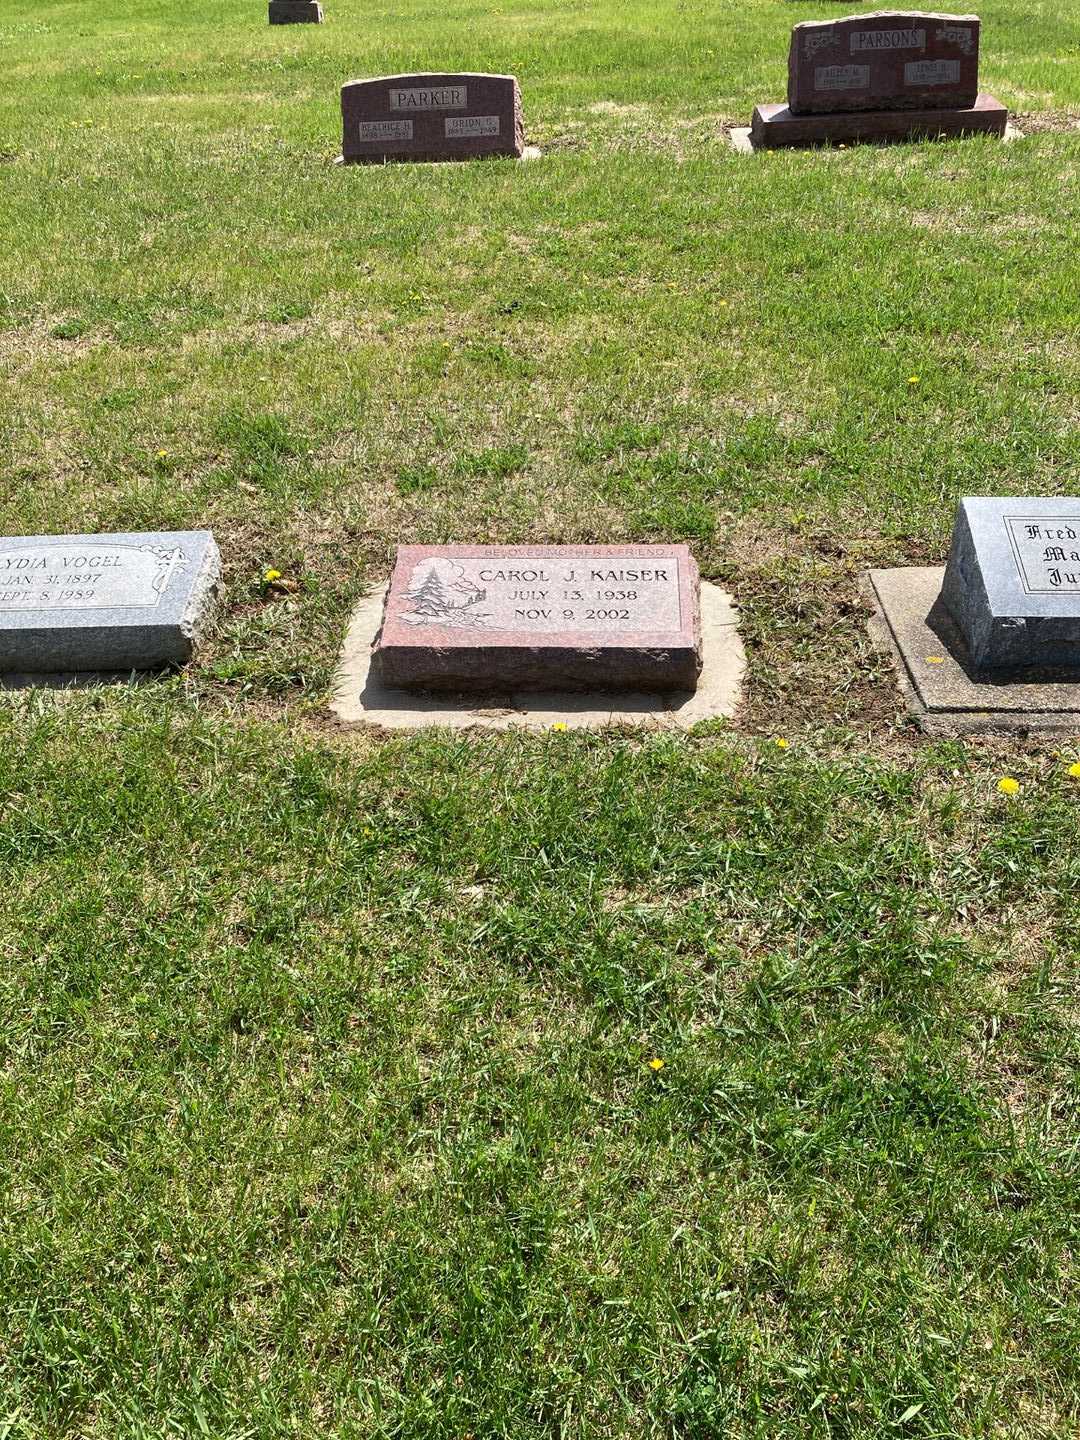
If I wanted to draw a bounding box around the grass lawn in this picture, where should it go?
[1,0,1079,1434]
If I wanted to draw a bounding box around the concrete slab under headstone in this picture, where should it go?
[788,12,981,114]
[868,567,1080,734]
[331,581,743,732]
[341,73,524,163]
[0,531,220,674]
[727,126,756,154]
[269,0,323,21]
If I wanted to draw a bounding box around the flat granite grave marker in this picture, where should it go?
[269,0,323,23]
[750,10,1007,148]
[869,498,1080,732]
[341,73,524,163]
[0,530,220,674]
[372,545,701,692]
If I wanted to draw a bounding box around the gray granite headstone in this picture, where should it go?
[0,530,220,673]
[341,74,525,164]
[941,498,1080,669]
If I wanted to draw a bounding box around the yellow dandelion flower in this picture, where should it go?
[263,568,282,583]
[551,721,568,732]
[648,1057,665,1072]
[997,777,1020,796]
[907,375,920,386]
[1068,763,1080,780]
[774,737,790,750]
[156,449,168,459]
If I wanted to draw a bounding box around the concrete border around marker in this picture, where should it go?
[866,567,1080,735]
[330,580,745,731]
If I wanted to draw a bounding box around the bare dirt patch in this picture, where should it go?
[1012,110,1080,135]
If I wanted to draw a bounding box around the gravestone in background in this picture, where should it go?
[269,1,323,22]
[750,10,1007,148]
[788,12,980,113]
[941,498,1080,669]
[0,531,220,673]
[868,498,1080,733]
[341,74,524,163]
[372,545,702,692]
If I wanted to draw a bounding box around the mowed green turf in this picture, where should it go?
[1,707,1078,1437]
[1,1,1079,1435]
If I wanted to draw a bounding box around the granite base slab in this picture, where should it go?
[869,566,1080,734]
[331,582,744,732]
[730,116,1021,152]
[751,93,1007,148]
[335,146,541,167]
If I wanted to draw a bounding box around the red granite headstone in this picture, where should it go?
[372,545,702,692]
[788,11,981,113]
[341,73,524,164]
[269,0,322,22]
[749,9,1006,148]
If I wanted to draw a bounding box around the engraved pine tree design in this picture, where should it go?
[408,569,451,618]
[401,563,490,627]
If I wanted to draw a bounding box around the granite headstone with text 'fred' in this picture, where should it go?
[941,498,1080,670]
[788,11,980,113]
[372,545,701,692]
[0,531,220,673]
[341,74,524,163]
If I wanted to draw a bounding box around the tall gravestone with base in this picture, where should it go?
[340,74,525,163]
[869,499,1080,733]
[751,11,1007,148]
[0,530,220,675]
[269,1,323,23]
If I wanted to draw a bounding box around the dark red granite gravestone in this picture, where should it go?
[749,9,1007,148]
[269,0,322,22]
[372,545,702,692]
[789,11,980,113]
[341,74,524,164]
